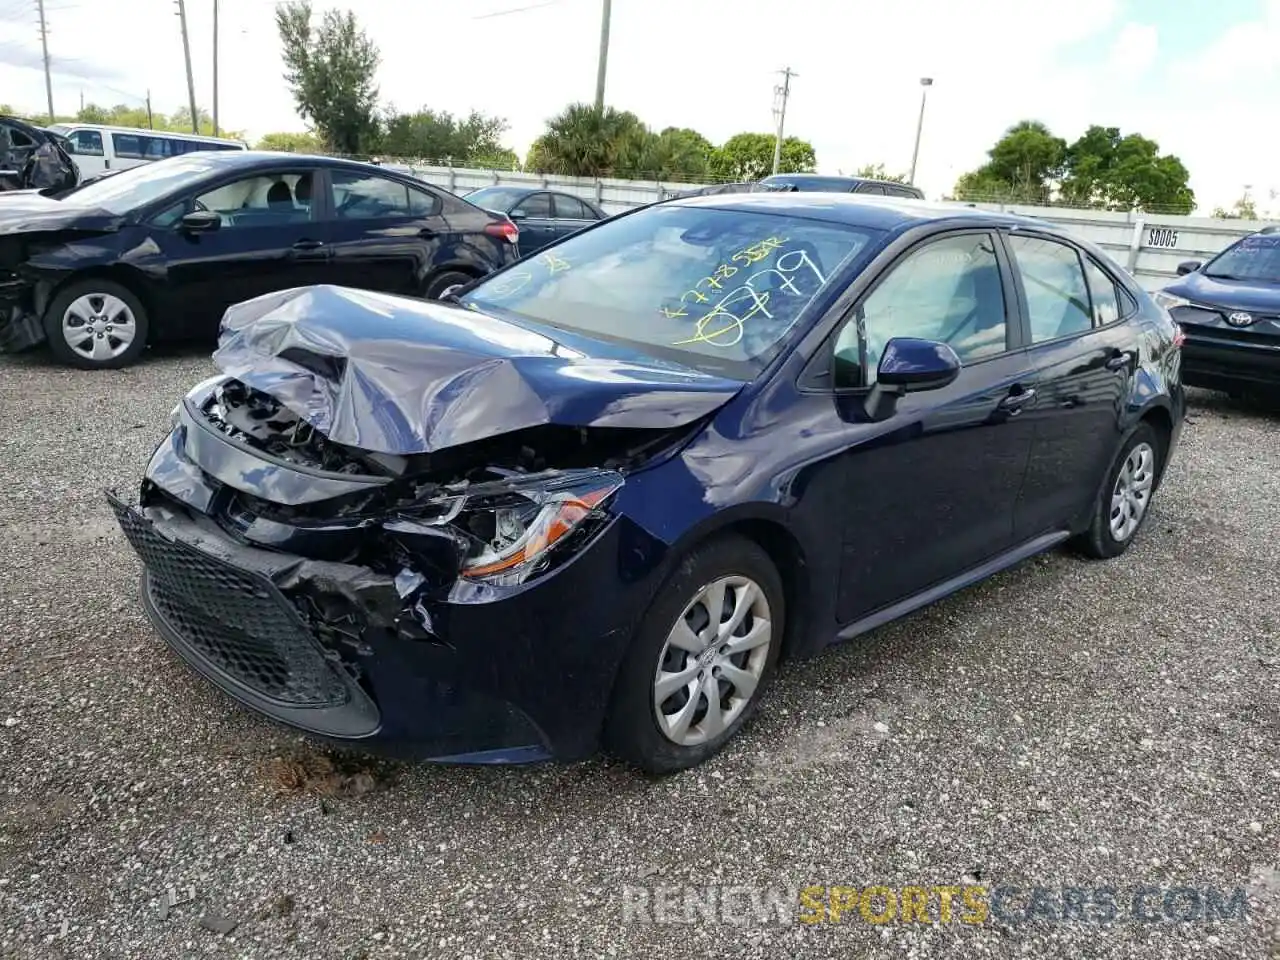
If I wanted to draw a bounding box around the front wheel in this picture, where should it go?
[605,535,784,774]
[1075,422,1163,559]
[422,270,475,301]
[43,279,148,369]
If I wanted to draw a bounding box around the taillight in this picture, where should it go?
[1172,323,1186,348]
[485,220,519,245]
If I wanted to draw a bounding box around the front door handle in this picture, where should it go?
[292,239,324,251]
[417,226,437,239]
[1105,350,1134,371]
[998,387,1037,413]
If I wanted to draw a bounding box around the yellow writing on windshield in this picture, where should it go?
[542,252,572,274]
[668,247,827,349]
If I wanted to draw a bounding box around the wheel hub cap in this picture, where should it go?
[652,575,773,747]
[1109,441,1155,542]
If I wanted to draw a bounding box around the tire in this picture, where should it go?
[1074,422,1163,560]
[422,270,475,301]
[44,278,148,370]
[604,535,785,774]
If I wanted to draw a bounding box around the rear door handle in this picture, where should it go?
[1105,350,1134,371]
[292,239,324,251]
[998,387,1037,413]
[417,226,437,239]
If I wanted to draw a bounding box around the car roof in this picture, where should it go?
[666,191,1052,233]
[161,150,416,176]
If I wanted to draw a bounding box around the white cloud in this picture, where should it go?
[0,0,1273,214]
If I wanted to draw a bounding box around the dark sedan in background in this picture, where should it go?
[112,194,1183,772]
[759,173,924,199]
[463,184,605,256]
[1154,227,1280,397]
[0,115,78,194]
[0,151,519,368]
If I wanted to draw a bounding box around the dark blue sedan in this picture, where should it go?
[463,184,605,256]
[112,193,1184,772]
[1154,228,1280,396]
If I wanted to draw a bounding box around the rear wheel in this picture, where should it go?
[43,279,148,369]
[1075,422,1162,559]
[605,535,784,774]
[423,270,475,301]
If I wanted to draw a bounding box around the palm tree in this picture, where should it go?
[527,103,649,178]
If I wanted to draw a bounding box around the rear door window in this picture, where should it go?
[1008,236,1093,342]
[513,192,553,218]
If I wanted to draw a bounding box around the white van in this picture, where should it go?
[44,123,247,178]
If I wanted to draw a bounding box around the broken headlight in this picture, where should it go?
[448,469,623,586]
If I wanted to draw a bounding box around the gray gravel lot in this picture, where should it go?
[1,346,1278,959]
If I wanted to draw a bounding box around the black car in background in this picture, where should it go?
[463,184,605,256]
[1154,227,1280,396]
[0,115,78,194]
[759,173,924,199]
[0,151,520,368]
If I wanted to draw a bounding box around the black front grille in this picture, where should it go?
[112,500,351,708]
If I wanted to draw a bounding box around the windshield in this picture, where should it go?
[58,154,226,213]
[462,204,881,377]
[1203,234,1280,282]
[464,186,529,212]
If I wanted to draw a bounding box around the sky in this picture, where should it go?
[0,0,1277,214]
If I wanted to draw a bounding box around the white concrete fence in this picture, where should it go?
[377,161,1275,294]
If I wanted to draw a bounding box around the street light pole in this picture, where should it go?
[212,0,219,137]
[908,77,933,186]
[771,67,796,176]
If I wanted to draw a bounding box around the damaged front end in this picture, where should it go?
[112,375,693,760]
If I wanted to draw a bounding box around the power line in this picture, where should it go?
[471,0,561,20]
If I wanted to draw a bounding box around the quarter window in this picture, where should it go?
[835,233,1008,387]
[1084,258,1122,326]
[1008,236,1092,342]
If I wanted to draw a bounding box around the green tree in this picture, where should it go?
[853,162,908,183]
[526,103,650,177]
[638,127,714,180]
[276,0,380,155]
[378,108,509,162]
[256,131,323,152]
[1059,125,1194,214]
[708,133,817,181]
[953,120,1065,204]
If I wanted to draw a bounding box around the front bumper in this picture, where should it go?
[110,485,659,763]
[1180,323,1280,392]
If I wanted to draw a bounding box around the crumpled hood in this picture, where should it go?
[0,193,122,235]
[213,285,745,456]
[1169,270,1280,314]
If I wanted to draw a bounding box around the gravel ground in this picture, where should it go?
[0,345,1278,960]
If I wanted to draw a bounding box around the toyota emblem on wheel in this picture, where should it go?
[1227,311,1254,326]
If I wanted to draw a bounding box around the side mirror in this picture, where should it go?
[180,210,221,233]
[1175,260,1201,276]
[864,337,962,421]
[508,209,528,221]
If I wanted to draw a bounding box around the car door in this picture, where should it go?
[321,168,450,295]
[149,168,331,335]
[823,230,1038,623]
[550,193,600,244]
[1003,232,1135,540]
[510,191,558,256]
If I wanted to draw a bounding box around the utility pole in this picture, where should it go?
[593,0,611,112]
[36,0,54,122]
[771,67,796,176]
[146,91,154,129]
[175,0,199,133]
[211,0,219,136]
[909,77,934,185]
